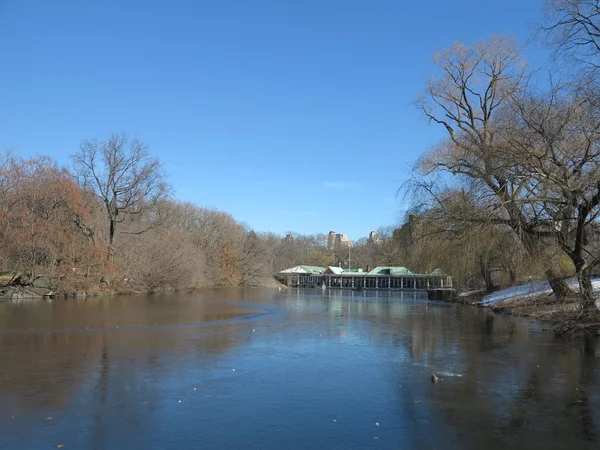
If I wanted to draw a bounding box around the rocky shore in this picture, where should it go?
[0,274,59,300]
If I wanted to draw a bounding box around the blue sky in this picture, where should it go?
[1,0,549,240]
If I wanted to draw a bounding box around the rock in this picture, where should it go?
[0,286,44,300]
[28,287,55,297]
[0,272,19,286]
[14,274,31,286]
[31,276,59,291]
[0,274,59,299]
[431,373,439,383]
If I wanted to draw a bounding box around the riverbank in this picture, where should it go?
[479,278,600,336]
[0,284,121,301]
[0,273,287,301]
[489,294,600,335]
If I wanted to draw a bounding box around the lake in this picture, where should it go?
[0,288,599,449]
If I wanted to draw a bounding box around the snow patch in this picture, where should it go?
[481,277,600,306]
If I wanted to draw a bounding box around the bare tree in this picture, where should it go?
[416,37,578,299]
[400,183,528,292]
[545,0,600,71]
[505,80,600,309]
[370,225,402,266]
[117,226,204,292]
[237,230,270,286]
[71,133,169,259]
[0,155,104,290]
[187,207,246,286]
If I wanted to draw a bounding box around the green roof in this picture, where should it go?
[279,265,326,274]
[301,265,326,274]
[280,265,448,277]
[366,266,414,276]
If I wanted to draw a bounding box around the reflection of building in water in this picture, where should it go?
[277,265,452,290]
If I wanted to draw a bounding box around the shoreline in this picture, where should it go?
[0,278,288,302]
[486,293,600,336]
[425,285,600,337]
[3,280,597,337]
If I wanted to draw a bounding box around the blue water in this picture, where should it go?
[0,288,599,449]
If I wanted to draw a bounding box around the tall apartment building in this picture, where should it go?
[368,231,380,245]
[327,231,352,252]
[327,231,336,251]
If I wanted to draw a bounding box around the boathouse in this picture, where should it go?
[277,265,326,287]
[277,265,452,290]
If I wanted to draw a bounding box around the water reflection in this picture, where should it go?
[0,289,598,449]
[0,294,256,331]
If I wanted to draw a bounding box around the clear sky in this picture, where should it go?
[1,0,549,241]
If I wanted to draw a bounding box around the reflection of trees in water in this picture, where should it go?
[3,289,599,448]
[0,294,255,331]
[90,340,111,449]
[0,331,104,410]
[277,289,526,360]
[383,307,532,447]
[578,336,598,442]
[397,325,600,448]
[82,318,267,447]
[0,294,263,414]
[491,335,599,446]
[309,292,600,448]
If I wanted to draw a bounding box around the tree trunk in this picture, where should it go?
[508,267,517,286]
[508,270,517,286]
[481,264,495,294]
[521,229,573,300]
[545,269,572,301]
[578,267,596,311]
[108,218,116,260]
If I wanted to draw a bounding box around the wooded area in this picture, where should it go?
[3,1,600,314]
[403,0,600,311]
[0,137,407,295]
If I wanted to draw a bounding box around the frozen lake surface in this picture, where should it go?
[1,288,599,449]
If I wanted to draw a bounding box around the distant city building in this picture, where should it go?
[327,231,336,251]
[327,231,352,252]
[335,233,351,250]
[368,231,380,245]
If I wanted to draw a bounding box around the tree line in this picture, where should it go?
[399,0,600,311]
[7,1,600,310]
[0,135,405,295]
